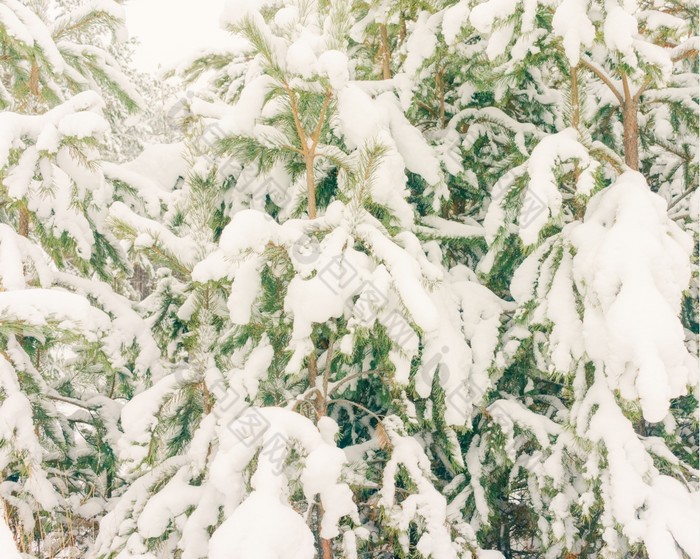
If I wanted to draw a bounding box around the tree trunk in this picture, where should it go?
[436,66,446,128]
[321,537,333,559]
[622,99,639,170]
[570,66,580,129]
[620,73,639,171]
[379,24,391,80]
[131,264,151,299]
[29,62,39,96]
[319,502,333,559]
[18,205,29,237]
[305,153,317,219]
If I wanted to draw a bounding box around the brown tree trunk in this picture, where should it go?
[307,351,318,388]
[18,206,29,237]
[379,24,391,80]
[436,67,446,128]
[286,86,330,219]
[321,537,333,559]
[314,343,335,557]
[579,62,640,172]
[622,99,639,170]
[29,63,39,96]
[305,153,317,219]
[621,73,639,170]
[319,502,333,559]
[570,66,580,129]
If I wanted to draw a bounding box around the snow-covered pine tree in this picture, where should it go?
[94,1,514,558]
[0,0,686,557]
[0,0,159,555]
[402,0,699,556]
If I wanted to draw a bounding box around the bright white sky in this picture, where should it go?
[124,0,230,73]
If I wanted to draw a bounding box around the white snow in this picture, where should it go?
[442,1,470,45]
[319,50,350,89]
[519,128,592,245]
[0,516,20,559]
[0,289,110,337]
[209,491,315,559]
[571,171,695,422]
[403,12,438,75]
[603,6,638,61]
[552,0,595,66]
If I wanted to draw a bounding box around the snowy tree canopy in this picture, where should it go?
[0,0,697,558]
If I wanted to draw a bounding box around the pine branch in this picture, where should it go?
[580,57,624,104]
